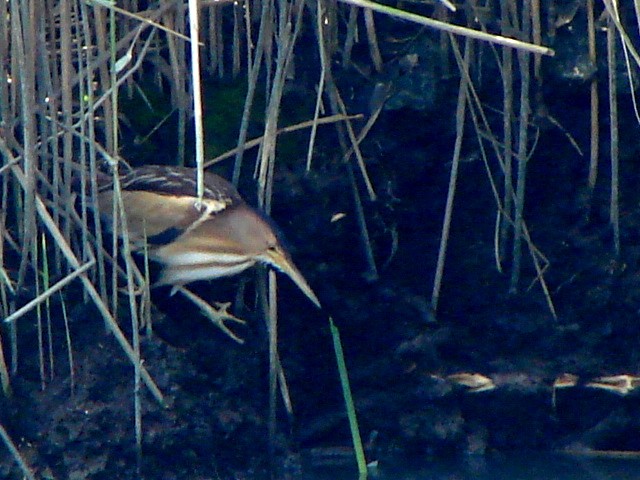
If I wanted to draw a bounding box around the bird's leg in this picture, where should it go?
[172,285,246,343]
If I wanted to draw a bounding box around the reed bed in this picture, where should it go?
[0,0,638,475]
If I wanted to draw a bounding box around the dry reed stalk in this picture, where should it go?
[312,0,378,277]
[108,9,121,328]
[60,0,75,263]
[97,1,193,42]
[93,6,116,153]
[43,235,56,382]
[587,0,599,196]
[509,0,532,293]
[0,331,11,396]
[307,0,331,173]
[498,0,514,271]
[606,2,620,255]
[3,257,94,337]
[364,8,383,72]
[253,0,306,447]
[530,0,541,81]
[187,0,206,201]
[112,170,145,453]
[342,6,359,68]
[74,20,99,304]
[80,0,109,304]
[335,93,377,201]
[216,4,225,78]
[232,0,271,185]
[602,0,640,68]
[306,0,329,172]
[59,295,75,395]
[0,422,36,480]
[34,223,46,391]
[207,113,360,167]
[41,0,62,274]
[232,2,242,77]
[9,0,38,378]
[0,1,9,327]
[11,0,38,292]
[339,0,553,55]
[3,152,165,405]
[98,3,152,441]
[0,0,8,122]
[267,268,278,458]
[0,179,9,321]
[522,223,557,319]
[164,11,188,166]
[431,35,470,313]
[243,0,254,72]
[449,12,557,317]
[208,5,218,75]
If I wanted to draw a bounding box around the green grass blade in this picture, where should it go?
[329,316,367,478]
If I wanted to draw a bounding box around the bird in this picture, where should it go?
[93,164,320,341]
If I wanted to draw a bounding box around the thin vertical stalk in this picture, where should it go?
[363,9,382,72]
[307,0,328,171]
[59,294,75,395]
[232,2,242,77]
[12,0,37,290]
[0,422,36,480]
[0,330,11,396]
[93,6,115,153]
[0,0,8,131]
[255,0,305,454]
[108,7,120,329]
[267,269,278,458]
[243,0,253,73]
[431,36,470,313]
[188,0,206,200]
[34,236,45,389]
[116,181,144,456]
[607,2,620,255]
[43,0,62,274]
[314,3,378,275]
[342,6,358,68]
[44,237,54,382]
[509,0,532,293]
[74,0,89,274]
[80,0,108,305]
[164,11,187,166]
[531,0,541,81]
[215,4,225,78]
[0,179,9,323]
[587,0,599,195]
[499,0,514,268]
[233,0,271,185]
[208,6,218,74]
[60,0,74,257]
[347,162,378,280]
[257,0,306,208]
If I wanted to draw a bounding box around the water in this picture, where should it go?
[304,452,640,480]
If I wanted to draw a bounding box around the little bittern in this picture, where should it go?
[95,165,320,338]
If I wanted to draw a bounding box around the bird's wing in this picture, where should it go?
[96,166,241,248]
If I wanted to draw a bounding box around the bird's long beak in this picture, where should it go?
[264,248,321,308]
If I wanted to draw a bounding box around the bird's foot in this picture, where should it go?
[173,286,246,343]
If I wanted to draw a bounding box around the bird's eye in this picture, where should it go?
[267,244,278,252]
